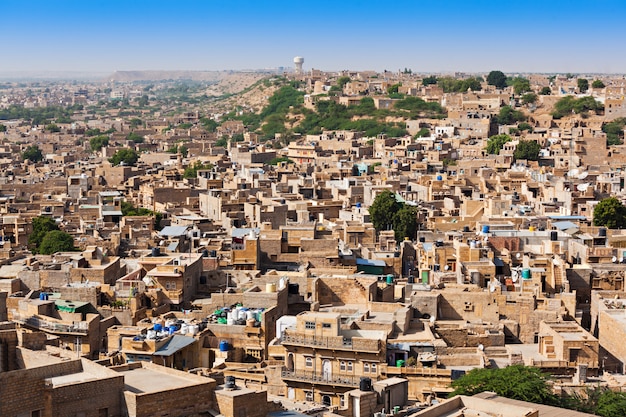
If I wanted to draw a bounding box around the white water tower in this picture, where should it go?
[293,56,304,75]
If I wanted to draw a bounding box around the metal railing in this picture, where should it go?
[281,370,360,387]
[14,314,88,335]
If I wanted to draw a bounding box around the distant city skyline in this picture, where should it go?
[2,0,626,75]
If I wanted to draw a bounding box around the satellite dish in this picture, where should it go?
[578,171,589,180]
[512,270,519,282]
[429,316,436,324]
[516,253,521,259]
[613,256,618,263]
[478,344,484,351]
[489,284,496,293]
[620,258,624,263]
[577,183,590,192]
[444,265,450,271]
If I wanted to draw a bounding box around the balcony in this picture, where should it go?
[14,314,88,335]
[281,370,360,387]
[281,331,380,353]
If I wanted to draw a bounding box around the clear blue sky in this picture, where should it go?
[1,0,625,74]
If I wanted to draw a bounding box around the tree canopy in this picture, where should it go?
[39,230,76,255]
[183,160,213,179]
[89,135,109,152]
[22,145,43,162]
[109,148,139,166]
[592,79,606,89]
[603,117,626,146]
[486,70,507,89]
[577,78,589,93]
[514,139,541,161]
[369,191,418,241]
[496,106,526,125]
[29,216,59,253]
[450,365,557,405]
[552,96,603,119]
[486,134,512,155]
[593,197,626,229]
[540,86,552,95]
[510,77,531,95]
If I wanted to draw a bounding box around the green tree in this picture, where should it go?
[89,135,109,152]
[0,124,6,132]
[29,216,59,253]
[592,80,606,89]
[183,160,213,179]
[422,76,437,86]
[336,76,351,88]
[450,365,557,405]
[594,197,626,229]
[415,128,430,138]
[369,190,402,232]
[552,96,603,119]
[596,389,626,417]
[126,132,144,143]
[200,117,218,132]
[387,83,401,95]
[510,77,531,95]
[518,122,533,132]
[45,123,60,133]
[540,86,552,95]
[109,148,139,166]
[603,117,626,146]
[267,156,294,166]
[577,78,589,93]
[514,139,541,161]
[39,230,76,254]
[486,70,507,89]
[496,106,526,125]
[130,118,142,128]
[393,205,418,242]
[486,134,512,155]
[138,95,149,106]
[22,145,43,162]
[215,137,228,147]
[521,93,538,105]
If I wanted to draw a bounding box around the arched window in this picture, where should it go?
[363,363,370,373]
[305,357,313,368]
[322,395,331,406]
[340,361,346,371]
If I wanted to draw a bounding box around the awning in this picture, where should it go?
[153,335,196,357]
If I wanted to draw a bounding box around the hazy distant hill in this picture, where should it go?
[106,70,275,82]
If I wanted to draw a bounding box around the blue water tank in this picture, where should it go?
[168,327,176,335]
[482,225,490,234]
[386,274,394,284]
[219,340,229,352]
[154,323,163,332]
[356,202,362,208]
[522,269,532,280]
[436,175,443,181]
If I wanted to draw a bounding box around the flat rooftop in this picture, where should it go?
[47,370,99,387]
[120,367,206,394]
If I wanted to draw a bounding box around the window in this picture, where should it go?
[363,363,370,373]
[340,361,346,371]
[347,361,353,372]
[371,363,377,373]
[305,321,315,330]
[340,395,345,408]
[305,391,314,401]
[322,323,331,329]
[305,357,313,368]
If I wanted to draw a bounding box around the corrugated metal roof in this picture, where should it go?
[159,225,189,237]
[153,335,196,356]
[356,258,386,267]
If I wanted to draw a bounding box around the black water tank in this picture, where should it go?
[419,236,426,243]
[359,377,372,391]
[209,249,217,257]
[151,247,160,257]
[288,283,299,294]
[407,275,415,284]
[202,249,209,257]
[550,231,558,241]
[225,376,236,389]
[599,228,607,237]
[463,226,470,233]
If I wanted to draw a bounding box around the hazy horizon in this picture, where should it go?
[2,0,626,75]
